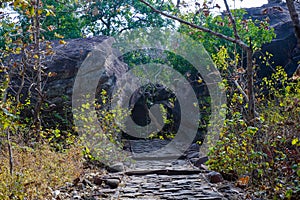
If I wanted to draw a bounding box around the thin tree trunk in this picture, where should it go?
[16,57,26,104]
[7,128,13,175]
[33,0,42,141]
[286,0,300,49]
[246,47,255,124]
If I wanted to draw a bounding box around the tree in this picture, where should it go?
[41,0,84,39]
[12,0,175,38]
[78,0,175,36]
[1,0,57,142]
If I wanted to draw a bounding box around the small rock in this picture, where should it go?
[82,178,93,187]
[72,195,81,200]
[207,171,224,183]
[101,188,117,193]
[93,176,103,186]
[200,164,209,170]
[71,191,81,200]
[188,143,200,152]
[53,190,60,198]
[105,178,120,189]
[187,151,199,159]
[107,162,124,173]
[194,156,209,167]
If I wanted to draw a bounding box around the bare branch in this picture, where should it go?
[233,79,249,102]
[223,0,240,40]
[139,0,248,50]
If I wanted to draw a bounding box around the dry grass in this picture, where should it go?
[0,143,83,199]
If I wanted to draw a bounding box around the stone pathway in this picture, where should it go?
[116,174,225,199]
[113,139,244,200]
[54,139,246,200]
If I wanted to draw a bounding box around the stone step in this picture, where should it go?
[125,169,206,176]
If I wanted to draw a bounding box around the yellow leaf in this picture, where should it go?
[47,25,55,31]
[59,40,67,45]
[33,54,39,59]
[292,138,299,145]
[3,121,10,129]
[46,9,51,16]
[48,72,57,77]
[54,32,64,39]
[13,1,19,8]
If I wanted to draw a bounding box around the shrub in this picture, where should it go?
[207,67,300,199]
[74,90,131,166]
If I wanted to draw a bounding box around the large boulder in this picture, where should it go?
[244,1,300,77]
[6,36,127,129]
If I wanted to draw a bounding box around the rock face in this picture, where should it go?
[127,83,181,139]
[6,36,127,129]
[244,2,300,77]
[44,37,121,126]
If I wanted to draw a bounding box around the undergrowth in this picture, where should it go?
[0,143,83,199]
[208,67,300,199]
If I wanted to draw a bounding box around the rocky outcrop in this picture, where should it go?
[44,36,121,118]
[244,1,300,77]
[6,36,127,129]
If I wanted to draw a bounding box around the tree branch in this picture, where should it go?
[139,0,248,50]
[286,0,300,49]
[223,0,240,40]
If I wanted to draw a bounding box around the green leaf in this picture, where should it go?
[30,6,34,16]
[3,121,10,129]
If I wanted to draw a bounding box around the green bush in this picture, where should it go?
[208,67,300,199]
[74,90,131,165]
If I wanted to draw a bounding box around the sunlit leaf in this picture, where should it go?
[292,138,298,145]
[59,40,67,45]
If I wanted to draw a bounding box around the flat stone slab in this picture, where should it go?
[125,169,205,176]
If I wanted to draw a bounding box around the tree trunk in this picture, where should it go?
[246,47,255,124]
[33,0,42,141]
[7,128,13,175]
[286,0,300,49]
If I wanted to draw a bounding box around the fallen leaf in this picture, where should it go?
[236,175,249,187]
